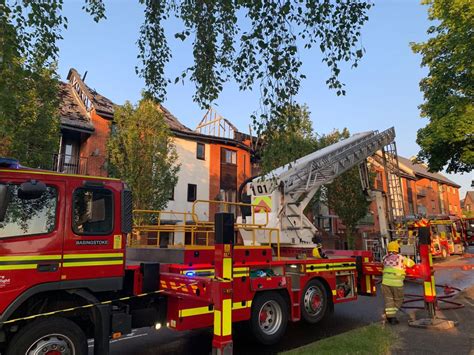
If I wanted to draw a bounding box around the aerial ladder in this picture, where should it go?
[237,127,397,250]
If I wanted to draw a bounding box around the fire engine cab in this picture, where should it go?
[0,127,388,355]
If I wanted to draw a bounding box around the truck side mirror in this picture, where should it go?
[0,185,11,222]
[18,180,46,200]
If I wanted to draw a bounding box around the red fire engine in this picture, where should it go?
[0,128,395,355]
[0,161,381,354]
[399,215,466,260]
[462,217,474,245]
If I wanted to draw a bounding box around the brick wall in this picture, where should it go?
[78,110,111,177]
[208,143,252,220]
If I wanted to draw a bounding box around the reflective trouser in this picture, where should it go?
[381,284,404,319]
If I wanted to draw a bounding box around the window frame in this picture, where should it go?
[72,186,114,236]
[196,142,206,160]
[222,149,237,165]
[0,182,59,240]
[187,184,197,202]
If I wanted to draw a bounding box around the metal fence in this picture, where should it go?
[52,153,88,175]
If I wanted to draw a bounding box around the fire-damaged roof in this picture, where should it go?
[58,68,250,149]
[58,69,115,133]
[66,68,115,119]
[157,104,193,133]
[158,105,251,150]
[58,82,94,132]
[85,85,115,119]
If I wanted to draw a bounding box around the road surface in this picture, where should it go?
[95,247,474,355]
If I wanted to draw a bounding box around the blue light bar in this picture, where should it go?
[0,157,20,169]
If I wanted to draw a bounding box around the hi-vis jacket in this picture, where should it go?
[382,253,415,287]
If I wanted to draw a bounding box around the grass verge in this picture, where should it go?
[281,324,395,355]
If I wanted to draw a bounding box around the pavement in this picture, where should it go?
[390,250,474,355]
[390,284,474,355]
[99,247,474,354]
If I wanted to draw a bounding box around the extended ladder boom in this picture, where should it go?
[240,127,397,246]
[258,127,396,197]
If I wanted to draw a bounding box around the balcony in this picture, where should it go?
[52,153,88,175]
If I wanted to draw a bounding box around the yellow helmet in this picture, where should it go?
[387,241,400,253]
[312,247,322,258]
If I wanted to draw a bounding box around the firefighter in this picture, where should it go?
[312,235,328,258]
[382,240,415,324]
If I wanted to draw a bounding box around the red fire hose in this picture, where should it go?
[402,281,465,311]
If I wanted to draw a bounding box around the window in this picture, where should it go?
[187,184,197,202]
[0,184,57,238]
[73,188,113,235]
[196,143,205,160]
[222,149,237,164]
[169,188,174,201]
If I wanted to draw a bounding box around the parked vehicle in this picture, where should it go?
[462,217,474,245]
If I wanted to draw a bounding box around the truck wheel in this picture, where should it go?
[6,317,87,355]
[441,247,448,259]
[301,279,328,324]
[250,291,288,345]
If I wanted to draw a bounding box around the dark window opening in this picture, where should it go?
[187,184,197,202]
[196,143,205,160]
[73,188,113,235]
[169,188,174,200]
[54,132,86,175]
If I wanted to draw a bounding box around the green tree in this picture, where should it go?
[107,98,180,210]
[411,0,474,173]
[260,104,317,173]
[0,18,59,167]
[2,0,372,135]
[317,129,371,248]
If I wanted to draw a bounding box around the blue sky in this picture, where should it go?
[57,0,472,196]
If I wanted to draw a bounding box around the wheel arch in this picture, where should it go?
[253,288,292,314]
[4,289,99,340]
[0,277,121,324]
[307,276,334,312]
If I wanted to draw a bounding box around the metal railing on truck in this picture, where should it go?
[129,200,282,259]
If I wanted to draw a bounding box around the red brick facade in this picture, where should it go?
[77,110,111,177]
[316,155,462,248]
[208,142,252,219]
[57,69,114,177]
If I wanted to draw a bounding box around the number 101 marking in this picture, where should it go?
[251,183,269,195]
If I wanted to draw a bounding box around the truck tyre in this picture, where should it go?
[441,247,448,259]
[6,317,87,355]
[250,291,288,345]
[301,279,328,324]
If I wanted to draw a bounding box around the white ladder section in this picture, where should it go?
[243,127,397,246]
[273,127,395,197]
